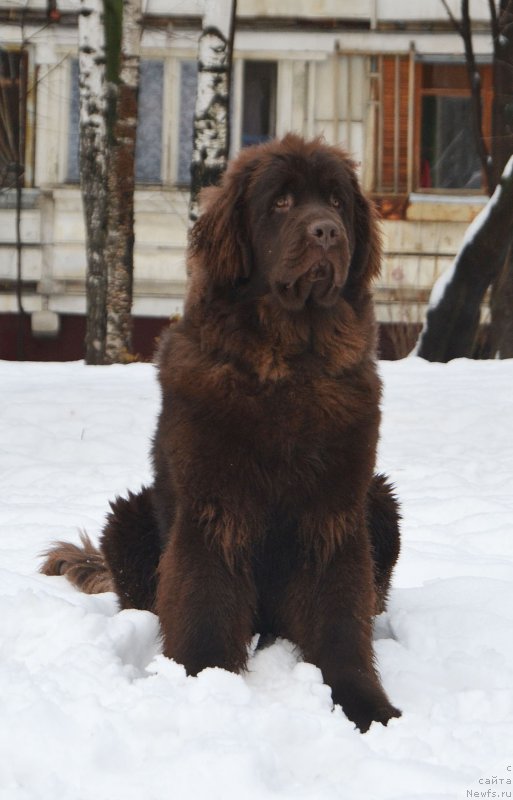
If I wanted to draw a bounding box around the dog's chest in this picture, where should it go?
[162,329,380,481]
[254,377,342,436]
[231,365,378,457]
[234,370,380,504]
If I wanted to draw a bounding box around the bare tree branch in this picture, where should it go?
[459,0,494,193]
[489,0,500,42]
[440,1,493,195]
[440,0,463,34]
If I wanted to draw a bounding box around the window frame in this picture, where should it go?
[369,51,494,209]
[173,54,281,186]
[66,55,166,186]
[61,49,289,189]
[414,59,493,195]
[240,59,278,148]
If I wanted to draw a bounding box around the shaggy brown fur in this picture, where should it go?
[42,531,113,595]
[41,134,401,732]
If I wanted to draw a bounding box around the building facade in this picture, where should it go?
[0,0,494,359]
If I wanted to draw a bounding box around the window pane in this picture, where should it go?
[67,58,164,184]
[0,49,26,188]
[178,61,198,185]
[242,61,277,147]
[420,95,482,189]
[67,59,79,182]
[135,60,163,183]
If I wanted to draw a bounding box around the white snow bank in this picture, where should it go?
[1,357,513,799]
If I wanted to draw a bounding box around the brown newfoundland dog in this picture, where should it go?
[42,134,401,732]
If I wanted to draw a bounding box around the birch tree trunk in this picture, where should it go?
[188,0,236,225]
[79,0,108,365]
[104,0,142,364]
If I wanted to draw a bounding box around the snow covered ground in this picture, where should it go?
[1,357,513,800]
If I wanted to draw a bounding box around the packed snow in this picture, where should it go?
[1,357,513,800]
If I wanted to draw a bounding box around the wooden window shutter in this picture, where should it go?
[376,54,411,196]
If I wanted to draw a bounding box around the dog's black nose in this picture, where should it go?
[307,220,340,250]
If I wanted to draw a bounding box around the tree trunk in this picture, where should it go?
[460,0,493,193]
[490,247,513,357]
[104,0,141,364]
[418,0,513,361]
[79,0,108,365]
[488,0,513,354]
[416,157,513,361]
[491,0,513,186]
[188,0,236,225]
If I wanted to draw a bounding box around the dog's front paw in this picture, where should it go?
[332,671,401,733]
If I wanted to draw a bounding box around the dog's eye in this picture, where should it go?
[273,194,293,211]
[330,194,341,209]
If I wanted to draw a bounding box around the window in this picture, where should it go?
[66,56,279,186]
[177,59,278,182]
[67,59,80,182]
[67,59,164,184]
[0,48,27,188]
[418,63,492,190]
[177,61,197,185]
[371,55,492,200]
[135,60,164,183]
[241,61,277,147]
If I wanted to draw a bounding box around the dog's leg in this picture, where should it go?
[367,474,401,614]
[100,487,162,611]
[156,508,257,676]
[277,520,401,733]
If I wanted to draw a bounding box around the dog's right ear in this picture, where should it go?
[189,156,256,286]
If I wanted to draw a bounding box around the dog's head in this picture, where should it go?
[190,134,381,311]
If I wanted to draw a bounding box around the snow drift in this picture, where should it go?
[1,358,513,799]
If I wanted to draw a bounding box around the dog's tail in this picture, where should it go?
[40,487,162,610]
[367,473,401,615]
[40,531,114,595]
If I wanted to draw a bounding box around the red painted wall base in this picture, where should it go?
[0,312,413,362]
[0,313,170,362]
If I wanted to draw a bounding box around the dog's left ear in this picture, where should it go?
[347,173,382,291]
[189,157,256,285]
